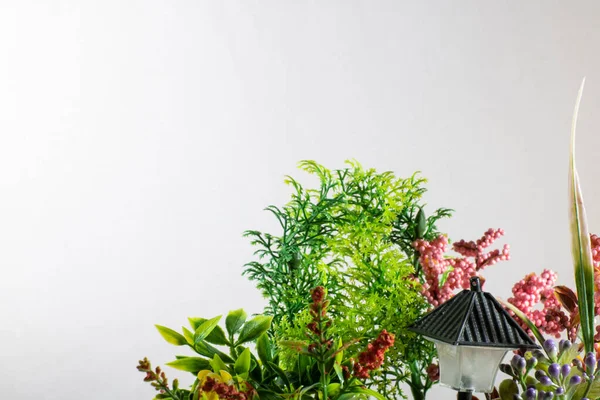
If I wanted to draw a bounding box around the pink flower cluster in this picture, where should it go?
[413,229,510,306]
[506,234,600,340]
[507,269,569,338]
[453,228,510,270]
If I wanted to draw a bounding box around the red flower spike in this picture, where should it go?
[352,330,395,379]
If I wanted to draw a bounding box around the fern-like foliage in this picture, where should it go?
[243,160,452,399]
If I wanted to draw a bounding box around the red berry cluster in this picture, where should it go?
[353,330,395,379]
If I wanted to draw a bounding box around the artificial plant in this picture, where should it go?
[244,160,452,399]
[138,288,397,400]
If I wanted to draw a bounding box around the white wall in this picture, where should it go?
[1,1,600,399]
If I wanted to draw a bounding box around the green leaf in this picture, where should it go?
[255,390,283,400]
[333,362,344,384]
[558,343,580,365]
[193,341,234,363]
[225,309,247,336]
[209,354,228,373]
[166,357,210,374]
[415,207,427,238]
[193,316,221,345]
[501,301,546,349]
[248,352,262,382]
[155,325,187,346]
[334,338,343,365]
[236,315,273,345]
[569,78,595,354]
[234,348,251,375]
[574,376,600,399]
[182,327,194,345]
[342,386,385,400]
[267,361,291,391]
[327,383,341,397]
[498,379,519,400]
[256,333,273,365]
[439,267,454,289]
[188,318,229,345]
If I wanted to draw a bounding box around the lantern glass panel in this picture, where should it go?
[434,341,510,393]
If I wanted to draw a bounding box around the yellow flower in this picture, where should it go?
[197,369,233,385]
[196,369,236,400]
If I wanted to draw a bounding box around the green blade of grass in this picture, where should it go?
[501,300,545,347]
[569,78,595,353]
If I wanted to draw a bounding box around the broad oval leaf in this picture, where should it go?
[574,376,600,399]
[188,317,229,345]
[256,333,273,365]
[554,285,578,314]
[327,383,341,397]
[225,309,247,336]
[166,357,210,374]
[193,316,221,345]
[236,315,272,345]
[209,354,228,374]
[498,379,519,400]
[155,325,187,346]
[234,348,251,376]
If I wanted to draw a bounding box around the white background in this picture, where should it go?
[1,1,600,399]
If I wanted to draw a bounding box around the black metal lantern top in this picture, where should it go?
[410,277,539,349]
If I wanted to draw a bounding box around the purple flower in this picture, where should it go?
[539,376,552,386]
[535,370,547,380]
[585,352,596,372]
[544,339,557,358]
[538,390,546,399]
[559,339,572,353]
[548,363,561,379]
[525,387,537,400]
[556,387,564,395]
[511,355,526,374]
[527,357,538,369]
[569,375,582,386]
[533,349,547,360]
[561,364,571,377]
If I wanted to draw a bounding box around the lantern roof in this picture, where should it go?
[409,277,539,349]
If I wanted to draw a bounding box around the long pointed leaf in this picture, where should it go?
[501,300,545,347]
[569,78,595,353]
